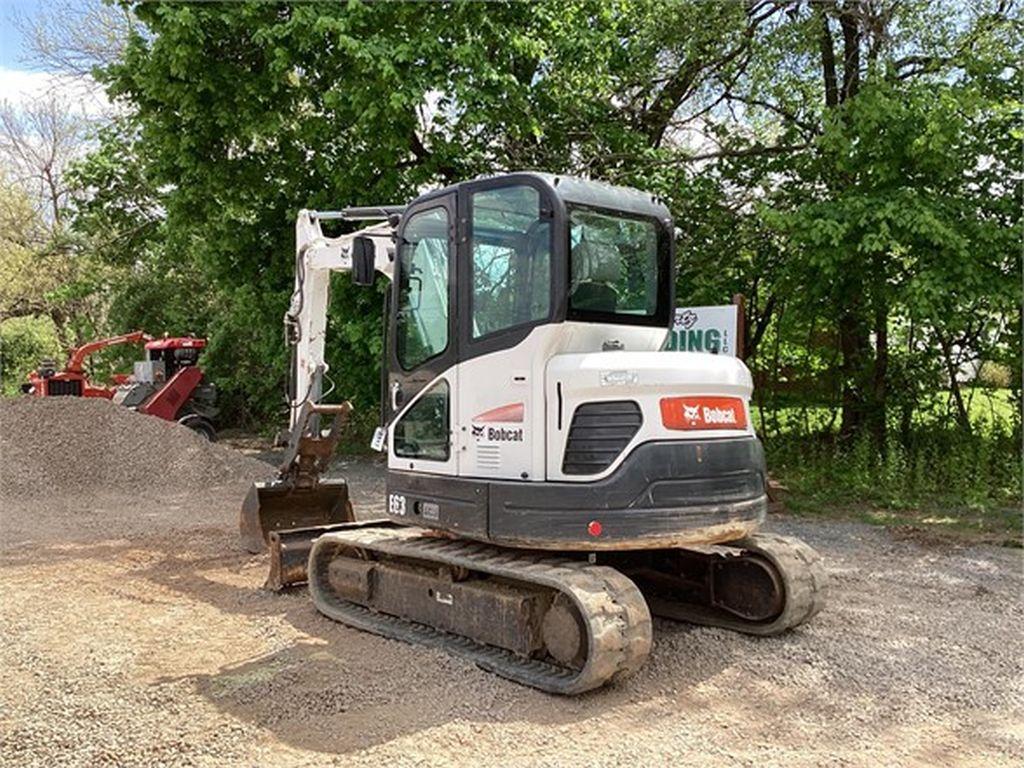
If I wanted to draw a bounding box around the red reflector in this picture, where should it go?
[660,396,747,430]
[587,520,603,537]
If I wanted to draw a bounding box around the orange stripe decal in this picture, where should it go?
[473,402,525,423]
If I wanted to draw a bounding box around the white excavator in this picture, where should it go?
[240,172,827,694]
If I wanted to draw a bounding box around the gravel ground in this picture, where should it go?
[1,448,1021,767]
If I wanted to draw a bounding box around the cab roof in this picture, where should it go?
[414,171,672,222]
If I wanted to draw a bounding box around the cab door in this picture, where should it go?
[453,178,556,481]
[386,193,458,475]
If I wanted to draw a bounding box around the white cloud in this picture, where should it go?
[0,66,110,117]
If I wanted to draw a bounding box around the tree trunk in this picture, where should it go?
[821,2,877,444]
[817,6,840,108]
[838,305,871,441]
[899,318,916,448]
[838,5,862,100]
[870,296,888,450]
[938,333,972,433]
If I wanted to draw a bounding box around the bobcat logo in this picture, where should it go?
[471,424,485,438]
[678,310,698,330]
[683,404,701,423]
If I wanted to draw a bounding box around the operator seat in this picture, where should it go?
[570,240,621,313]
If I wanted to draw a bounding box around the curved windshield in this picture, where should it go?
[568,207,665,322]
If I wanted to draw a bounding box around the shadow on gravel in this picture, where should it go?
[11,515,1019,761]
[110,532,737,755]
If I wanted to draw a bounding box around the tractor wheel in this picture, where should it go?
[178,414,217,441]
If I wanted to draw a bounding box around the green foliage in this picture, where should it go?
[73,0,778,426]
[0,316,62,396]
[770,423,1020,538]
[56,0,1019,475]
[761,387,1020,542]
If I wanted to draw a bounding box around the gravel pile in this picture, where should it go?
[0,397,269,499]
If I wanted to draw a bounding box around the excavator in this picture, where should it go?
[241,172,827,694]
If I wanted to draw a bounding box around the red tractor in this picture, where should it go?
[22,332,218,440]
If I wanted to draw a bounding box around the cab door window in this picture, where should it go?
[470,185,551,339]
[393,379,450,461]
[567,206,669,326]
[396,207,450,369]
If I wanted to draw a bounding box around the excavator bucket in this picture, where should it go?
[240,401,356,555]
[263,520,386,590]
[240,479,354,554]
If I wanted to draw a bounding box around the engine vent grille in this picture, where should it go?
[476,444,501,470]
[46,379,83,396]
[562,400,642,475]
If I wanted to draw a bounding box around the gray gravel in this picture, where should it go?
[0,397,268,500]
[0,451,1021,767]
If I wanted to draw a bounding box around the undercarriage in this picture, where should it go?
[302,521,827,694]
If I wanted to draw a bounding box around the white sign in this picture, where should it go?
[666,305,739,356]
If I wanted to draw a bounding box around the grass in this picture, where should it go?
[752,387,1017,436]
[759,389,1022,547]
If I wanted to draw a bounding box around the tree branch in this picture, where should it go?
[641,1,783,147]
[816,3,840,108]
[722,91,820,135]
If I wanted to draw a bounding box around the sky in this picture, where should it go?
[0,0,50,69]
[0,0,105,111]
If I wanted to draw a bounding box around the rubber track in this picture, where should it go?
[650,533,829,636]
[308,526,652,694]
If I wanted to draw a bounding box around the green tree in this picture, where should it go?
[82,0,769,425]
[73,0,1020,443]
[747,0,1022,443]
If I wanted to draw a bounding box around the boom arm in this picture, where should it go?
[66,330,153,373]
[287,209,396,429]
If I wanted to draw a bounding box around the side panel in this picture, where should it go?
[139,366,203,421]
[454,322,668,481]
[454,339,540,481]
[384,469,489,537]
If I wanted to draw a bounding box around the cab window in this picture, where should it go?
[470,185,551,339]
[396,207,450,369]
[569,207,661,318]
[393,379,450,461]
